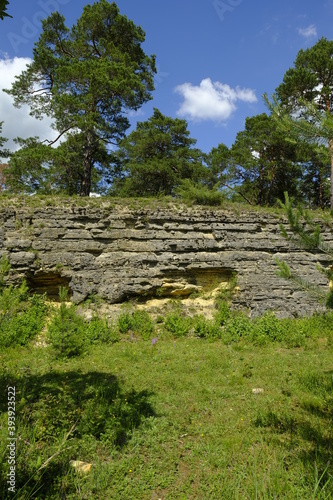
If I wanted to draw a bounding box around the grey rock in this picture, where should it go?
[0,205,331,317]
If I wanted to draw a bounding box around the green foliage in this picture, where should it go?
[48,288,118,358]
[230,113,300,206]
[85,317,120,344]
[193,314,222,339]
[252,312,289,345]
[222,313,254,344]
[205,142,232,189]
[111,108,205,197]
[276,192,333,308]
[0,254,10,289]
[117,310,155,340]
[47,303,86,358]
[5,0,156,195]
[214,301,231,326]
[0,0,11,20]
[0,121,9,161]
[326,289,333,309]
[163,312,192,337]
[176,179,225,206]
[0,289,47,348]
[278,192,323,251]
[268,37,333,208]
[0,256,47,347]
[7,133,107,195]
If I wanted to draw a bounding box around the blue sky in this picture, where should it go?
[1,0,333,155]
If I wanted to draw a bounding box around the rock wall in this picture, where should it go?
[0,203,332,317]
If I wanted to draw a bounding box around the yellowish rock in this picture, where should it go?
[70,460,92,474]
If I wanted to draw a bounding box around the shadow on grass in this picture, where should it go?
[254,369,333,494]
[0,370,155,499]
[298,369,333,492]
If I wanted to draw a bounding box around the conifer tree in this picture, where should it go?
[0,0,11,20]
[266,38,333,207]
[276,192,333,308]
[5,0,156,195]
[112,108,205,196]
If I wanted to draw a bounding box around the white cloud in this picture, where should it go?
[0,57,57,155]
[174,78,257,122]
[298,24,317,38]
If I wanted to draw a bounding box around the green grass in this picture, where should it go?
[1,322,333,499]
[0,192,287,218]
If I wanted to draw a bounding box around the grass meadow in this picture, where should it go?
[1,287,333,499]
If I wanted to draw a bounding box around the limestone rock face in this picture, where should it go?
[0,204,331,317]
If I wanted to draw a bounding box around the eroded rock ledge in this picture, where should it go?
[0,203,332,317]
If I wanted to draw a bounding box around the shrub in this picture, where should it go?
[0,289,47,348]
[118,311,133,334]
[117,310,155,340]
[222,313,254,344]
[177,180,225,206]
[164,313,192,337]
[214,301,231,326]
[0,256,48,347]
[251,312,289,345]
[193,315,222,339]
[85,317,120,344]
[47,303,86,358]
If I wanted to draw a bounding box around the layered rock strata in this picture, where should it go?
[0,204,332,317]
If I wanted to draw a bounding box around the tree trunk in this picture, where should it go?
[80,131,94,196]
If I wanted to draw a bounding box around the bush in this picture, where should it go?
[0,256,48,347]
[117,310,155,340]
[251,312,289,345]
[164,313,192,337]
[0,288,47,348]
[177,180,225,206]
[48,301,119,358]
[47,303,86,358]
[214,301,231,326]
[85,317,120,344]
[193,315,222,339]
[222,313,254,344]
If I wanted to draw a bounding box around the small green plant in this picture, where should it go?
[48,288,118,357]
[47,299,86,358]
[85,317,120,344]
[251,312,289,345]
[117,310,155,340]
[222,313,254,344]
[0,254,11,289]
[0,256,48,347]
[55,262,64,272]
[177,180,225,206]
[193,314,222,339]
[214,301,231,326]
[164,312,192,337]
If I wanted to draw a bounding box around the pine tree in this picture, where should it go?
[0,0,11,20]
[276,192,333,308]
[5,1,156,195]
[112,108,205,196]
[230,114,299,206]
[266,38,333,207]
